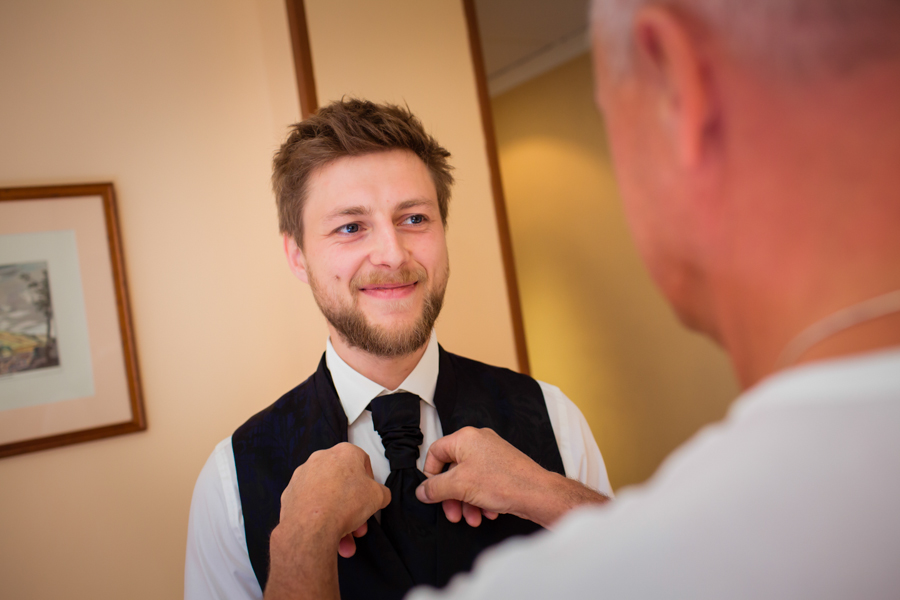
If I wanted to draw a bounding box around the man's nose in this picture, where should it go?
[369,227,408,269]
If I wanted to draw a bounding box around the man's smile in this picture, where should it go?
[358,281,418,299]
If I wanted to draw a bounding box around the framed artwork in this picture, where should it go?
[0,183,145,458]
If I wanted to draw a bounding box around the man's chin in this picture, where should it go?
[366,323,431,348]
[363,313,423,333]
[338,327,431,358]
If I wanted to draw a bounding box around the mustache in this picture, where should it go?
[351,266,428,289]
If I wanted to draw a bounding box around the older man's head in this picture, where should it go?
[589,0,900,386]
[591,0,900,76]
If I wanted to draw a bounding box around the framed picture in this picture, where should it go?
[0,183,145,458]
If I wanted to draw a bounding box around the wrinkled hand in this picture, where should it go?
[416,427,608,529]
[265,444,390,600]
[277,443,391,557]
[434,464,499,528]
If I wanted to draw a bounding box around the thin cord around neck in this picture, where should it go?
[775,289,900,370]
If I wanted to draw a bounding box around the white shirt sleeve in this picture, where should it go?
[538,381,613,497]
[185,437,262,600]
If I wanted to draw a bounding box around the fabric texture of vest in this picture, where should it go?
[233,346,566,599]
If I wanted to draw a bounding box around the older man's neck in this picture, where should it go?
[710,62,900,389]
[329,333,429,391]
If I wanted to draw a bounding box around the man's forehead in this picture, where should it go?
[305,150,434,205]
[320,197,439,222]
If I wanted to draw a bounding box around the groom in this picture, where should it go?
[184,98,611,600]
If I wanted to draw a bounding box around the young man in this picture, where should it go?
[184,99,611,600]
[264,1,900,599]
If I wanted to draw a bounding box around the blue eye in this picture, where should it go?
[337,223,360,234]
[406,214,425,225]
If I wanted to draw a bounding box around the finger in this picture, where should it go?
[416,470,456,504]
[484,510,499,520]
[338,534,357,558]
[362,452,375,479]
[379,484,391,510]
[352,522,368,538]
[422,433,460,476]
[441,499,462,523]
[417,468,475,508]
[462,502,483,527]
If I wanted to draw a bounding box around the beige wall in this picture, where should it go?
[492,53,740,489]
[0,1,516,598]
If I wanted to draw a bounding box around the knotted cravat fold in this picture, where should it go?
[369,392,437,586]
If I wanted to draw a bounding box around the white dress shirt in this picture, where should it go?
[409,347,900,600]
[185,332,612,600]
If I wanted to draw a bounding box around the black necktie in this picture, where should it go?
[369,392,437,586]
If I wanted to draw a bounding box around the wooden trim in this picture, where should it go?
[100,184,146,437]
[0,183,145,458]
[461,0,531,375]
[284,0,318,118]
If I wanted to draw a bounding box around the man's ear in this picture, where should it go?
[633,5,717,168]
[283,234,309,284]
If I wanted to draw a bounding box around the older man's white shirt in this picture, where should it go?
[410,348,900,600]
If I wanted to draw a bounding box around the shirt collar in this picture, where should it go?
[731,346,900,420]
[325,330,440,425]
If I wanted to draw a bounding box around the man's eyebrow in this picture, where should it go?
[323,205,370,221]
[395,198,437,212]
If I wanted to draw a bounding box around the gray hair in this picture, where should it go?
[591,0,900,77]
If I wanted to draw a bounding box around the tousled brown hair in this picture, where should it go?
[273,98,454,248]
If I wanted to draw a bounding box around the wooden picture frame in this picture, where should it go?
[0,183,145,458]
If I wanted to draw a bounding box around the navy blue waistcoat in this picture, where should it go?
[233,347,565,599]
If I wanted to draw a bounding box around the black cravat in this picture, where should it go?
[369,392,438,586]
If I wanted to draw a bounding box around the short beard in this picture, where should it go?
[309,265,447,358]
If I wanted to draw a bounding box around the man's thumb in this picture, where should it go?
[416,475,447,504]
